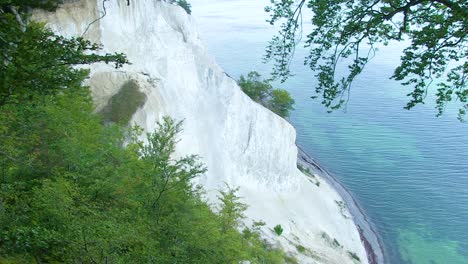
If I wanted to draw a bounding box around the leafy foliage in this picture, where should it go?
[0,5,290,263]
[269,89,296,118]
[0,0,61,12]
[273,224,284,236]
[171,0,192,15]
[239,71,272,102]
[264,0,467,121]
[0,18,127,107]
[239,71,295,117]
[217,185,248,232]
[348,250,361,262]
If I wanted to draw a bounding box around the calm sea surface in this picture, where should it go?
[190,1,468,263]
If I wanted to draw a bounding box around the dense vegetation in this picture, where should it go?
[0,3,290,263]
[239,71,295,118]
[265,0,467,121]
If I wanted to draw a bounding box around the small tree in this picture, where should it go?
[269,89,295,118]
[273,224,283,236]
[238,71,272,103]
[217,185,248,233]
[140,117,206,213]
[238,71,295,118]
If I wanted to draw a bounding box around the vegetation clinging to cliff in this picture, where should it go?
[0,5,291,263]
[176,0,192,14]
[239,71,295,118]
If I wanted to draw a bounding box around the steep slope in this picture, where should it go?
[34,0,368,262]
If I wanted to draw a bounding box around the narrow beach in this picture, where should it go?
[297,146,386,264]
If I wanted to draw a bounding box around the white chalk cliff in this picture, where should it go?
[34,0,368,263]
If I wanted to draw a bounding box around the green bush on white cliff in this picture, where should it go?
[238,71,295,118]
[273,224,284,236]
[170,0,192,14]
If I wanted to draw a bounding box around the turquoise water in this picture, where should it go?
[190,1,468,263]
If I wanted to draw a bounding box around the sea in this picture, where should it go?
[190,0,468,263]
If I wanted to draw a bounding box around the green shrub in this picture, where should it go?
[175,0,191,14]
[238,71,272,103]
[273,224,284,236]
[297,164,312,176]
[238,71,294,118]
[296,244,306,253]
[284,254,299,264]
[333,238,342,248]
[348,251,361,262]
[268,89,295,118]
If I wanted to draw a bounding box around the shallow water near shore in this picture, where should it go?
[191,0,468,263]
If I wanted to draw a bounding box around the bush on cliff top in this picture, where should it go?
[170,0,192,14]
[238,71,295,118]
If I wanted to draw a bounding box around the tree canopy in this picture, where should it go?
[264,0,467,121]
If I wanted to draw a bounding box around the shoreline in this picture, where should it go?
[296,145,386,264]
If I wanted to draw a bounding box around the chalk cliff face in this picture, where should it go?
[35,1,368,263]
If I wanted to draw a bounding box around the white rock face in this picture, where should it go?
[34,1,368,263]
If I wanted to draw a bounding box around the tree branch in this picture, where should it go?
[432,0,458,10]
